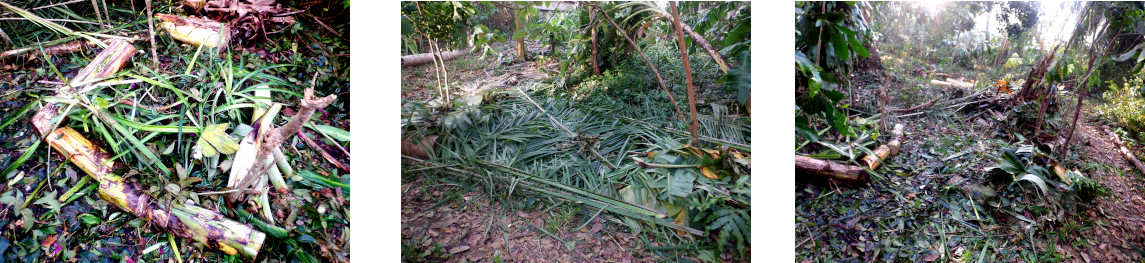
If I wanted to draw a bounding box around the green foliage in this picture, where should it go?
[795,2,871,139]
[1097,79,1145,141]
[401,1,475,48]
[469,25,506,59]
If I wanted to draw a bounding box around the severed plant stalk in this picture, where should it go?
[228,87,336,202]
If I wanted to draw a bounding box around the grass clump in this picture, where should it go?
[1097,77,1145,141]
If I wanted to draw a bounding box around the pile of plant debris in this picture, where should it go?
[0,1,348,262]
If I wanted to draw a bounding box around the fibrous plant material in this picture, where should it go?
[28,39,265,258]
[400,48,470,68]
[155,13,228,48]
[859,123,904,170]
[795,155,867,185]
[228,87,337,202]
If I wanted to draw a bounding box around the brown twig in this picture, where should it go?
[297,130,348,172]
[890,97,940,113]
[146,0,159,67]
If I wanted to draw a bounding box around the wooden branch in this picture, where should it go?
[678,18,729,74]
[859,123,905,170]
[29,39,265,258]
[229,87,336,201]
[1102,126,1145,175]
[795,155,868,185]
[890,98,939,113]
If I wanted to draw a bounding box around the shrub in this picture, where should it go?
[1096,78,1145,141]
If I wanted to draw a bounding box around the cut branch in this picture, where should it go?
[859,123,904,170]
[795,155,868,186]
[890,98,939,113]
[229,87,337,201]
[1102,126,1145,175]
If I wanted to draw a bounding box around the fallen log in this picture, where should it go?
[930,79,975,88]
[29,39,264,258]
[859,124,905,170]
[795,155,867,185]
[401,48,471,68]
[1102,125,1145,175]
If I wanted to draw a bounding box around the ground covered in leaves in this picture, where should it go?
[401,32,750,262]
[796,49,1145,262]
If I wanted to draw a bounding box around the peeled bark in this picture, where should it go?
[29,39,265,258]
[859,124,904,170]
[400,48,470,68]
[795,155,867,185]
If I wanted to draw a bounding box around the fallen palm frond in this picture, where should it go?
[403,81,750,257]
[403,155,706,235]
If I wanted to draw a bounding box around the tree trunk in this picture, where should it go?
[795,155,868,185]
[28,39,265,258]
[860,124,904,170]
[516,11,527,60]
[590,6,600,75]
[400,48,470,68]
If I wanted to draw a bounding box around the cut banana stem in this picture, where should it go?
[260,175,274,223]
[274,147,294,179]
[267,160,289,191]
[155,13,227,48]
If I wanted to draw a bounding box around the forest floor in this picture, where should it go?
[796,51,1145,262]
[399,45,657,263]
[400,40,748,262]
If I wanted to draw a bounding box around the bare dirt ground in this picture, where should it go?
[401,177,655,263]
[1055,110,1145,262]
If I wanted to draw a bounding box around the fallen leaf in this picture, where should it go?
[449,246,470,254]
[590,222,602,233]
[923,254,939,261]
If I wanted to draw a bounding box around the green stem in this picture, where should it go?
[58,176,91,202]
[1,140,41,179]
[0,98,39,131]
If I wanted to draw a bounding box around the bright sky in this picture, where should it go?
[920,1,1080,47]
